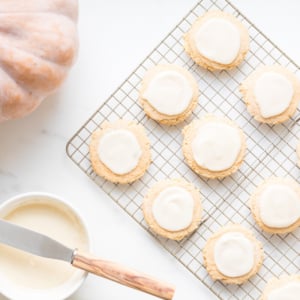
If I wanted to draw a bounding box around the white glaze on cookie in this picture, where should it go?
[254,72,294,118]
[194,18,241,64]
[142,70,193,115]
[267,282,300,300]
[152,186,194,231]
[98,129,142,175]
[214,232,254,277]
[191,122,242,171]
[258,184,300,228]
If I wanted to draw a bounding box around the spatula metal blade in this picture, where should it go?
[0,219,74,263]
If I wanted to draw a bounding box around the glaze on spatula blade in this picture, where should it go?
[0,219,74,262]
[0,219,175,299]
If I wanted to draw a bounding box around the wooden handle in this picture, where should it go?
[72,250,175,300]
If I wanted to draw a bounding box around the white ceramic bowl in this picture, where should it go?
[0,192,90,300]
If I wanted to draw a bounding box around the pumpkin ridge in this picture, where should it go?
[0,0,78,122]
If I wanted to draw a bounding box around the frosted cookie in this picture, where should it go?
[89,119,151,184]
[184,10,249,71]
[182,115,246,179]
[250,177,300,234]
[240,65,300,124]
[142,178,202,240]
[139,64,199,125]
[261,275,300,300]
[203,224,264,284]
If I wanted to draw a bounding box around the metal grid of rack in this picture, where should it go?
[66,0,300,298]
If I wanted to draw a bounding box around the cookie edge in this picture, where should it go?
[202,224,264,284]
[139,64,199,125]
[142,178,203,240]
[182,114,247,179]
[184,10,249,71]
[89,119,152,184]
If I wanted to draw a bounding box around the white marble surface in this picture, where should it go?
[0,0,300,299]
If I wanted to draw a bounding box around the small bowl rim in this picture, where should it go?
[0,191,90,300]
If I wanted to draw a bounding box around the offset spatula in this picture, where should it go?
[0,219,175,300]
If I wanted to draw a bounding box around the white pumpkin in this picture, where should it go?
[0,0,78,122]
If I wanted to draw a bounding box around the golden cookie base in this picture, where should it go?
[89,119,151,184]
[142,178,202,240]
[261,275,300,300]
[139,64,199,125]
[250,177,300,234]
[203,224,264,284]
[184,10,249,71]
[182,114,246,179]
[240,65,300,124]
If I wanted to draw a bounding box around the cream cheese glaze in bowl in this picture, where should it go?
[0,192,90,300]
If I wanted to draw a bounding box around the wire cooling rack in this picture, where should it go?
[66,0,300,299]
